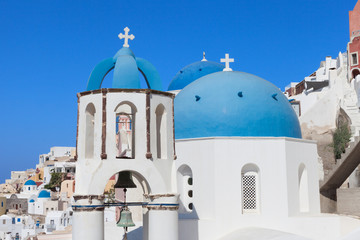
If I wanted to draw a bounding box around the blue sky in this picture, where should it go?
[0,0,357,182]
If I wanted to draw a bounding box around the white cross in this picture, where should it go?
[221,53,234,71]
[118,27,135,48]
[201,51,207,62]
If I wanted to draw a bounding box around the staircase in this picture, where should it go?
[343,86,360,137]
[320,136,360,200]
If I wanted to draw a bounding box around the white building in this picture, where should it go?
[34,190,52,216]
[45,209,72,233]
[37,147,75,169]
[70,29,360,240]
[0,214,36,240]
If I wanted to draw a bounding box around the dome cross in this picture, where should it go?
[118,27,135,48]
[221,53,234,71]
[201,52,207,62]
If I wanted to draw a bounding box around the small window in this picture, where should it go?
[188,190,193,197]
[351,52,358,66]
[188,178,193,185]
[17,218,20,222]
[188,203,193,210]
[2,220,5,224]
[177,165,194,214]
[1,202,3,207]
[242,174,257,212]
[241,164,260,214]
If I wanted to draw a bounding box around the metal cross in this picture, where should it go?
[221,53,234,71]
[118,27,135,48]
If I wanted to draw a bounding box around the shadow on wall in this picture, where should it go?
[127,226,143,240]
[179,208,199,240]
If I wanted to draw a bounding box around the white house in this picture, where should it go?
[45,210,72,233]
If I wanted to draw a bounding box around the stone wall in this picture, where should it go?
[337,188,360,216]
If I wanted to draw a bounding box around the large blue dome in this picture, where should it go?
[174,71,301,139]
[168,61,224,91]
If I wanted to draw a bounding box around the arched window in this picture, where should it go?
[177,165,193,213]
[155,104,167,159]
[352,69,360,79]
[298,163,309,213]
[85,103,96,159]
[241,163,260,213]
[115,102,136,159]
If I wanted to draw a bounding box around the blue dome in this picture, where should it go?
[24,180,36,186]
[174,71,301,139]
[86,47,162,91]
[38,190,51,198]
[29,199,35,203]
[168,61,224,91]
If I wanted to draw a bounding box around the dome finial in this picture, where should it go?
[221,53,234,71]
[118,27,135,48]
[201,51,207,62]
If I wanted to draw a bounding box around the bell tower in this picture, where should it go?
[72,27,179,240]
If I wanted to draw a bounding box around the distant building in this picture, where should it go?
[6,195,28,214]
[0,196,6,216]
[45,209,72,233]
[349,0,360,79]
[60,180,75,199]
[37,147,75,169]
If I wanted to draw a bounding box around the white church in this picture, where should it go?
[72,27,360,240]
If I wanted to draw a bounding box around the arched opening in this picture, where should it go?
[103,170,150,239]
[115,102,137,159]
[85,103,96,159]
[177,165,193,214]
[155,104,167,159]
[352,68,360,79]
[241,163,260,214]
[298,163,309,213]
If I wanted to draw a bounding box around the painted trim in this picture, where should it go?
[175,136,317,144]
[78,88,174,98]
[75,94,80,161]
[101,89,108,159]
[172,96,177,160]
[146,90,152,159]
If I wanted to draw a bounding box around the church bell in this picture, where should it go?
[117,207,135,228]
[114,171,137,189]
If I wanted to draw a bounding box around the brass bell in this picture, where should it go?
[114,171,137,189]
[117,207,135,228]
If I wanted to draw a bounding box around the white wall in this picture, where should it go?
[175,137,322,240]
